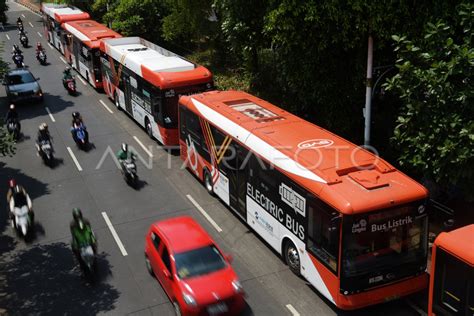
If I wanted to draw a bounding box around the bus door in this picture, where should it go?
[220,141,247,219]
[71,38,80,70]
[123,74,133,113]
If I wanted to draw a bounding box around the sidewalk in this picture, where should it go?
[13,0,41,15]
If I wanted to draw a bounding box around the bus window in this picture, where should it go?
[162,96,179,129]
[179,106,186,141]
[307,199,340,274]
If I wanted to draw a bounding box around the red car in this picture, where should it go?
[144,216,245,316]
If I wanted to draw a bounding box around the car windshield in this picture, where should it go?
[174,245,227,279]
[8,73,35,85]
[343,202,428,278]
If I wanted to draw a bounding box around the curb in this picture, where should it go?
[13,0,42,15]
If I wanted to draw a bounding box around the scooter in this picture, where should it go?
[39,140,54,166]
[7,119,20,140]
[79,245,96,275]
[20,34,28,48]
[121,154,138,188]
[72,124,88,150]
[63,78,76,95]
[12,205,33,237]
[37,50,47,65]
[13,54,25,68]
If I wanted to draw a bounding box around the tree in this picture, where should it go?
[0,42,15,156]
[0,0,8,24]
[384,2,474,196]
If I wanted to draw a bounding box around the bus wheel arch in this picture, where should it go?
[145,117,153,139]
[203,168,214,195]
[283,237,301,276]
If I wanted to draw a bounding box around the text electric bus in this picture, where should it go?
[61,20,121,88]
[99,37,213,146]
[428,224,473,315]
[41,3,90,53]
[178,90,429,310]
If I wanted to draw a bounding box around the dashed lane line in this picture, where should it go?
[47,43,53,50]
[286,304,300,316]
[101,212,128,256]
[59,56,67,64]
[45,107,56,122]
[77,75,87,86]
[66,147,83,171]
[133,136,153,157]
[21,14,26,18]
[99,99,114,114]
[5,34,10,40]
[28,22,34,28]
[37,31,42,38]
[186,195,223,233]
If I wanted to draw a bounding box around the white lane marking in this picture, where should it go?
[186,195,223,232]
[21,14,26,18]
[133,136,153,157]
[45,107,55,122]
[59,57,67,64]
[66,147,83,171]
[5,34,10,40]
[406,299,427,316]
[286,304,300,316]
[48,43,53,49]
[37,31,42,38]
[77,75,87,86]
[101,212,128,256]
[28,22,34,28]
[99,99,114,114]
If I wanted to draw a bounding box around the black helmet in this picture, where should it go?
[72,208,83,222]
[72,112,80,119]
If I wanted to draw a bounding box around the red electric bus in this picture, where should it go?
[61,20,121,88]
[178,90,430,310]
[99,37,213,146]
[428,224,473,315]
[41,3,90,53]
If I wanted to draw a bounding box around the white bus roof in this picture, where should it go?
[42,3,89,21]
[101,37,194,77]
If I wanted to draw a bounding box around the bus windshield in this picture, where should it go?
[341,203,428,290]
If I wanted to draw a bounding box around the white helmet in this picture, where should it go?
[10,104,15,110]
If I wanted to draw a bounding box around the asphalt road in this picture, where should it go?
[0,2,425,315]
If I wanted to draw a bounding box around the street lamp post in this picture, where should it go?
[363,35,373,146]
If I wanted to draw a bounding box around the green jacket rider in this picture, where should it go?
[70,208,96,252]
[63,67,73,81]
[117,143,133,161]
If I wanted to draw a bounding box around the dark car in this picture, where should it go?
[3,69,43,103]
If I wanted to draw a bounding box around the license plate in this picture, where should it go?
[384,294,400,302]
[207,302,228,315]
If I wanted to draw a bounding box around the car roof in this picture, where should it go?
[152,216,214,253]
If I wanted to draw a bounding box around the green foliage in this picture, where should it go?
[0,0,8,23]
[384,2,474,194]
[0,42,14,156]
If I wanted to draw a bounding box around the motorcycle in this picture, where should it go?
[39,140,54,165]
[7,119,20,140]
[12,205,33,237]
[63,78,76,95]
[20,34,28,48]
[72,124,88,149]
[13,54,25,68]
[79,245,96,275]
[37,50,47,65]
[17,22,23,32]
[121,155,138,187]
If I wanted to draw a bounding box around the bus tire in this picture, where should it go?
[145,118,153,139]
[284,240,301,276]
[204,169,214,195]
[114,92,120,110]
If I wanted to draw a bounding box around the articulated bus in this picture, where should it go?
[99,37,213,146]
[41,3,90,53]
[178,90,429,310]
[428,224,473,316]
[61,20,121,88]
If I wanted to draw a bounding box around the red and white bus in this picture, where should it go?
[61,20,121,88]
[99,37,213,146]
[41,3,90,53]
[178,90,430,310]
[428,224,473,316]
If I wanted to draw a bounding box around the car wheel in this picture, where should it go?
[285,241,301,276]
[204,169,214,195]
[173,301,182,316]
[145,255,154,277]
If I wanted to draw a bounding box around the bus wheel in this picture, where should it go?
[114,93,120,109]
[145,118,153,139]
[204,170,214,195]
[284,241,301,276]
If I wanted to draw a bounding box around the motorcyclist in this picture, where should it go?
[36,42,44,57]
[5,104,20,132]
[70,112,88,142]
[6,178,16,205]
[17,17,23,30]
[116,143,135,171]
[63,67,75,88]
[9,184,33,226]
[70,208,97,259]
[36,123,52,153]
[12,44,22,56]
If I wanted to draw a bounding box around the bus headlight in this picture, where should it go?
[183,293,197,307]
[232,280,243,294]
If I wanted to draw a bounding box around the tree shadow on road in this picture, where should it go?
[0,242,119,315]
